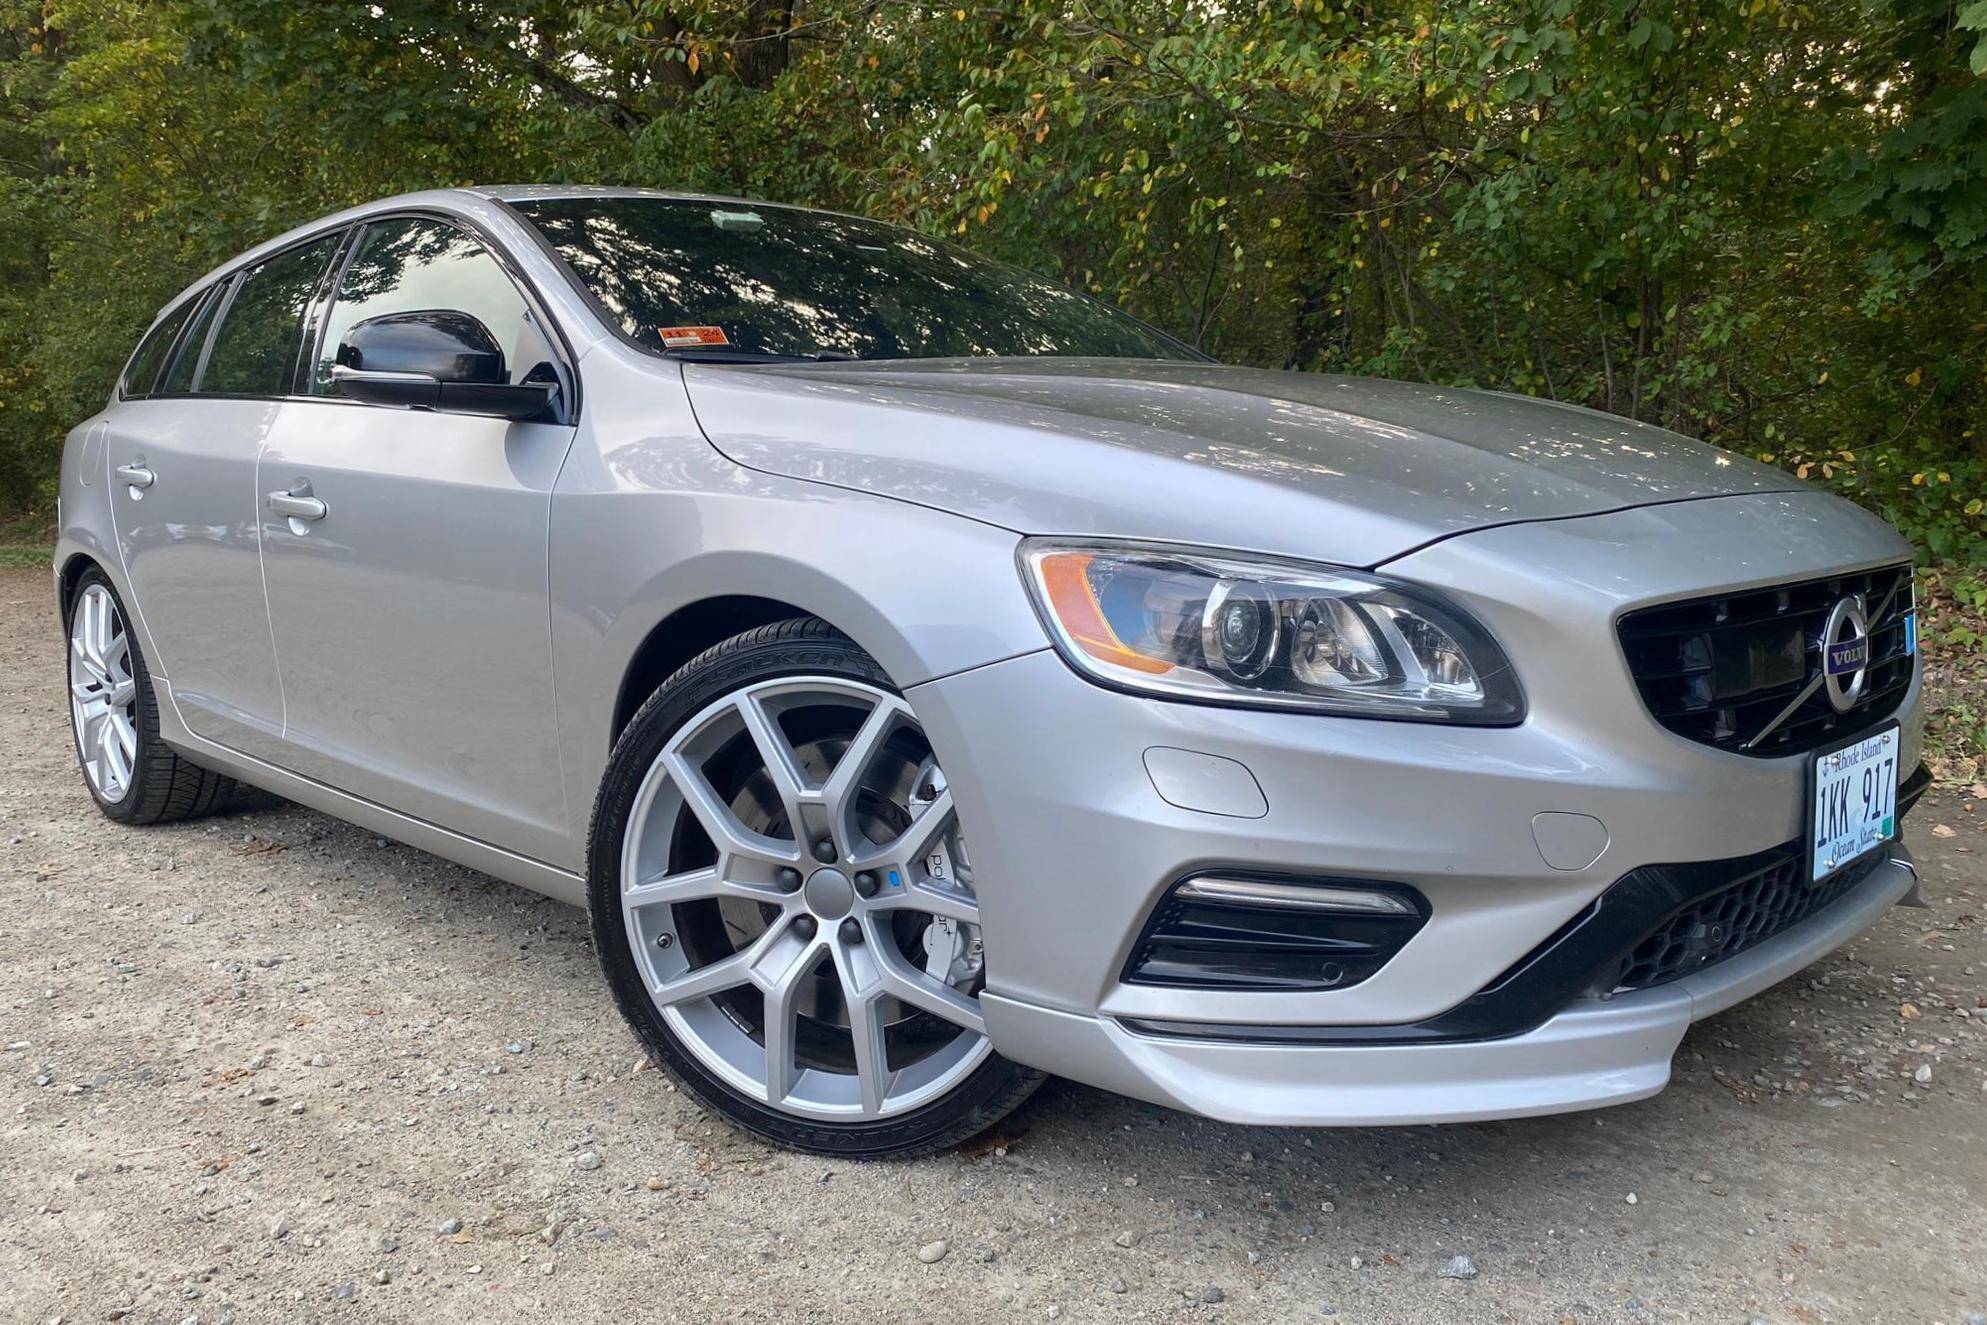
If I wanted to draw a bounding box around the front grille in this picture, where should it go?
[1617,564,1915,756]
[1609,846,1886,992]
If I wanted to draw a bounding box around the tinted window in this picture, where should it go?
[202,235,341,396]
[510,196,1191,362]
[159,284,224,396]
[314,217,546,395]
[120,298,198,398]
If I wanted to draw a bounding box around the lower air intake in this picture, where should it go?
[1608,847,1888,993]
[1123,873,1428,992]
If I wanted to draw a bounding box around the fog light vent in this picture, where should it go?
[1123,873,1429,992]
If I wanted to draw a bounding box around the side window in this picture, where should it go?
[313,217,550,396]
[119,297,198,399]
[202,234,342,397]
[158,283,225,396]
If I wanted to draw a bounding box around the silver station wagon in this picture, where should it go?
[56,187,1926,1156]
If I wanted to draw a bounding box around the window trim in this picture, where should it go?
[117,294,201,401]
[119,281,218,402]
[301,211,577,424]
[189,229,349,402]
[149,280,231,401]
[112,205,580,424]
[293,224,363,396]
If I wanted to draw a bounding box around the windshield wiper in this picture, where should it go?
[661,347,861,364]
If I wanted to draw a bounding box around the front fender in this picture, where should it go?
[548,399,1047,861]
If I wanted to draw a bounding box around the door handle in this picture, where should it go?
[268,490,328,522]
[114,463,155,490]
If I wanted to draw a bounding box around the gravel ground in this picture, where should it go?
[3,565,1984,1325]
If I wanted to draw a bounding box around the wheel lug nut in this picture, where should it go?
[776,867,802,892]
[839,918,864,945]
[854,871,879,897]
[811,837,838,864]
[792,915,817,940]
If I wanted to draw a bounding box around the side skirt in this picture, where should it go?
[156,681,585,907]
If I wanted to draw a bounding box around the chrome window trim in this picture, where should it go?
[1174,875,1423,916]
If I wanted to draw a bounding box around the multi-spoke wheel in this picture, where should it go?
[69,581,139,803]
[63,568,235,824]
[589,617,1041,1156]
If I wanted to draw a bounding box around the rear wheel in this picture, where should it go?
[588,618,1041,1157]
[66,569,235,824]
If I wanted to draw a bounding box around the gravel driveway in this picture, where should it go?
[3,565,1983,1325]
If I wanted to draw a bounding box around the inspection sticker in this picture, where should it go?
[658,326,730,348]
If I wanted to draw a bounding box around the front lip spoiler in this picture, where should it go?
[1117,764,1929,1049]
[982,848,1919,1127]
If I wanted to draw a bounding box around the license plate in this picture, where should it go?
[1809,724,1901,883]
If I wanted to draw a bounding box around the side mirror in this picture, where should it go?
[331,310,556,421]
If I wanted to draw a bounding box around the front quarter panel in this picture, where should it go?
[548,343,1049,868]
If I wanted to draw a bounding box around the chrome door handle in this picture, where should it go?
[268,490,328,522]
[114,463,155,489]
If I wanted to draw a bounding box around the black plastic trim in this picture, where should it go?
[1616,563,1916,757]
[1121,761,1931,1047]
[1121,870,1430,992]
[144,280,229,401]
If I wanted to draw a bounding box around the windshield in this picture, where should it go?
[509,196,1193,362]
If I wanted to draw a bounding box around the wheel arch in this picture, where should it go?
[56,549,103,624]
[592,544,949,742]
[593,529,1041,746]
[555,498,1046,855]
[610,593,817,741]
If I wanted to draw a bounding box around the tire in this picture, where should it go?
[588,616,1042,1158]
[65,568,236,825]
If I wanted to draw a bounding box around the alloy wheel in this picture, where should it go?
[69,582,139,802]
[619,676,991,1121]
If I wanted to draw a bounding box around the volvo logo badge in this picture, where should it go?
[1820,594,1871,714]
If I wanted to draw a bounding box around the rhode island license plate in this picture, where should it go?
[1809,724,1901,883]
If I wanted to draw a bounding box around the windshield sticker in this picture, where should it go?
[658,326,731,348]
[709,209,765,231]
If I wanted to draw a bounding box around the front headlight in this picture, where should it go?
[1018,539,1524,723]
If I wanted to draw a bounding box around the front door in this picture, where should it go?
[257,215,578,864]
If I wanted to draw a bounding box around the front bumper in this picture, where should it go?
[906,492,1925,1125]
[978,849,1917,1126]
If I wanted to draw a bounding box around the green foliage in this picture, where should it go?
[1920,565,1987,780]
[0,0,1982,565]
[0,543,49,567]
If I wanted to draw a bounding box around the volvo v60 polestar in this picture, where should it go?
[55,187,1927,1155]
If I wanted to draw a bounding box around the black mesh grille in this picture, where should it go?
[1609,847,1886,992]
[1617,564,1915,756]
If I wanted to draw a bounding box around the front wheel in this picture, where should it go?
[587,618,1041,1157]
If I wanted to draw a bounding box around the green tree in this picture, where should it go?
[0,0,1981,562]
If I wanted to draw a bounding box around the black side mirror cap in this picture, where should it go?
[332,309,557,422]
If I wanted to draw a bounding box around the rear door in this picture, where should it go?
[256,214,578,864]
[103,231,345,756]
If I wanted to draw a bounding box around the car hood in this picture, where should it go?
[682,357,1805,566]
